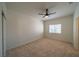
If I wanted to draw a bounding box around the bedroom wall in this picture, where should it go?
[44,15,73,43]
[6,3,43,49]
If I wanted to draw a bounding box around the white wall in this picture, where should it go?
[73,3,79,49]
[6,3,43,49]
[44,15,73,43]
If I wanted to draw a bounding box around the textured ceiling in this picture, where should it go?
[6,2,77,21]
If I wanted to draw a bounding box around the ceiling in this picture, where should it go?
[6,2,77,21]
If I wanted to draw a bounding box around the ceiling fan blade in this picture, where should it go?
[38,13,46,15]
[48,12,56,15]
[43,15,45,18]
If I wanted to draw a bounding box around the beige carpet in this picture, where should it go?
[6,38,79,57]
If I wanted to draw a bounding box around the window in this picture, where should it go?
[49,24,61,33]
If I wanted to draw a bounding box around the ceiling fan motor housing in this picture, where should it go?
[46,9,49,15]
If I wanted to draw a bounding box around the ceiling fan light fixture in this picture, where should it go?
[44,15,48,18]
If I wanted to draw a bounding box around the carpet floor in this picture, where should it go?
[6,38,79,57]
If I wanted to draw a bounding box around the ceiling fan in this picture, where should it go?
[39,9,56,18]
